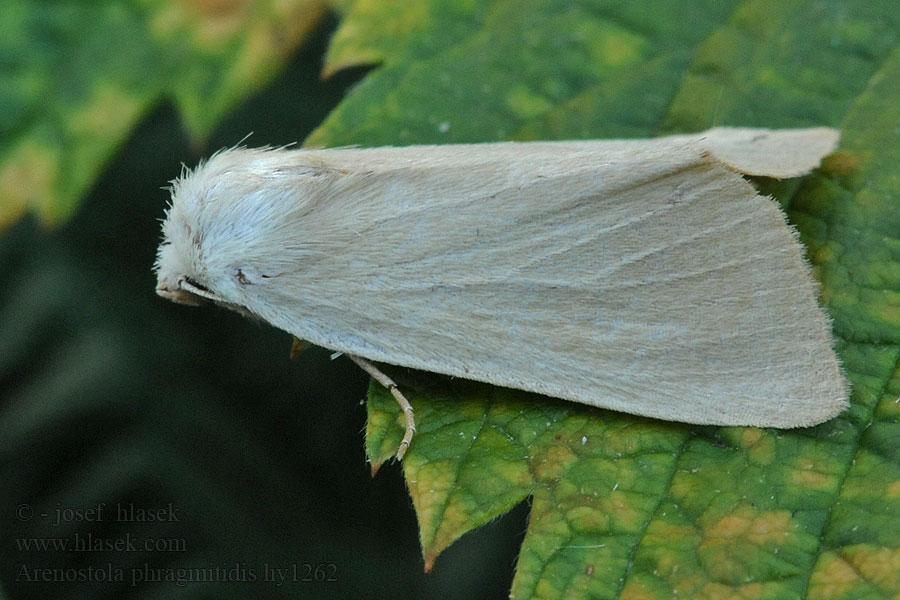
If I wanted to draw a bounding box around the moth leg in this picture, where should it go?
[289,337,311,359]
[349,355,416,460]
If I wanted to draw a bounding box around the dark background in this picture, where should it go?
[0,15,528,599]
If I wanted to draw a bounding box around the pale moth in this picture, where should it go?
[155,127,848,459]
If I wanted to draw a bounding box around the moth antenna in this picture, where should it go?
[179,278,227,303]
[349,355,416,460]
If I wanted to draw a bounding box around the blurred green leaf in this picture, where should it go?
[0,0,325,228]
[305,1,900,598]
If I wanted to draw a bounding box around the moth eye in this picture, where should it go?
[229,265,266,285]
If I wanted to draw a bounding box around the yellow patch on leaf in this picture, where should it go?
[0,139,60,228]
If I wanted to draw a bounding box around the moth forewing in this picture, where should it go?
[154,127,848,457]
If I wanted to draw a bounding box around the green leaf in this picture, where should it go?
[0,0,325,228]
[311,1,900,597]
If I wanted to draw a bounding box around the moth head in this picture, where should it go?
[153,160,230,308]
[154,149,276,314]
